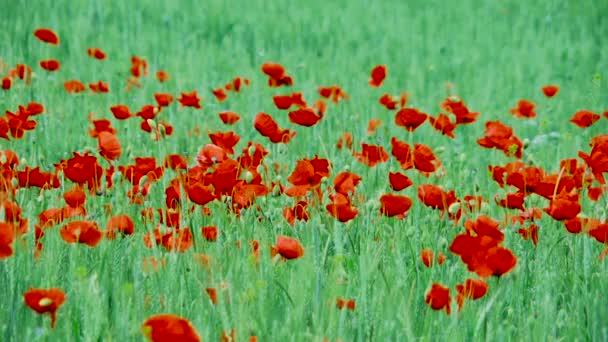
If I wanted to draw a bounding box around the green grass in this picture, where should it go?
[1,0,608,341]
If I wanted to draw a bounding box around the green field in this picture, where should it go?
[1,0,608,341]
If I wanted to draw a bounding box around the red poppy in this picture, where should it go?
[333,171,362,196]
[477,121,523,158]
[353,143,389,167]
[543,191,581,221]
[142,314,201,342]
[326,193,359,223]
[154,93,174,107]
[218,111,241,125]
[417,184,459,213]
[395,108,427,132]
[162,228,193,252]
[283,201,310,226]
[455,278,488,310]
[428,114,456,138]
[0,222,15,259]
[89,81,109,93]
[60,220,103,247]
[369,65,387,87]
[130,56,149,78]
[541,85,559,98]
[64,187,87,208]
[379,194,413,218]
[87,47,106,60]
[261,62,293,87]
[288,107,323,127]
[201,225,218,241]
[440,96,479,125]
[425,283,451,314]
[105,214,135,239]
[64,80,86,94]
[510,100,536,119]
[39,59,60,72]
[517,224,539,245]
[336,132,353,150]
[413,144,442,175]
[186,183,216,206]
[156,70,170,82]
[588,223,608,244]
[388,172,413,191]
[273,95,293,110]
[254,112,296,144]
[275,235,304,260]
[495,191,525,211]
[60,152,103,191]
[1,77,11,90]
[336,298,356,311]
[379,94,397,110]
[178,91,202,109]
[208,131,240,155]
[16,166,60,189]
[420,249,434,267]
[34,28,59,45]
[366,119,383,136]
[164,154,188,170]
[6,107,37,139]
[569,110,600,128]
[391,137,414,170]
[23,288,66,328]
[212,88,228,102]
[98,132,122,161]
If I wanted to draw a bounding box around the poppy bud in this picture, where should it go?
[146,119,157,129]
[248,145,256,156]
[20,157,27,165]
[448,202,460,216]
[0,154,6,164]
[256,164,265,175]
[138,175,149,189]
[244,171,254,183]
[11,177,19,189]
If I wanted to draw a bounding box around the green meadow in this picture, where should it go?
[1,0,607,341]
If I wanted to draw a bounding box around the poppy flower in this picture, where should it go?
[39,59,60,72]
[420,249,436,268]
[154,93,174,107]
[212,88,228,102]
[105,214,135,239]
[89,81,109,93]
[326,193,359,223]
[395,108,427,132]
[333,171,362,197]
[428,114,456,138]
[353,143,389,167]
[178,91,201,109]
[63,187,87,208]
[425,283,451,314]
[283,200,310,226]
[60,152,103,191]
[588,223,608,244]
[336,298,356,311]
[218,111,240,125]
[273,95,293,110]
[186,183,216,206]
[0,222,15,259]
[517,224,539,245]
[391,137,414,170]
[275,235,304,260]
[23,288,66,328]
[16,166,61,189]
[60,220,103,247]
[201,225,218,241]
[64,80,86,94]
[440,96,479,125]
[98,131,122,161]
[541,85,559,97]
[417,184,459,213]
[455,278,488,310]
[336,132,353,150]
[543,191,581,221]
[569,110,600,128]
[142,314,201,342]
[34,28,59,45]
[495,191,525,211]
[1,77,11,90]
[413,144,442,175]
[388,171,413,191]
[6,107,37,139]
[477,121,523,158]
[254,112,295,144]
[164,154,188,170]
[156,70,170,82]
[162,228,193,252]
[379,193,413,218]
[261,62,293,87]
[510,100,536,119]
[369,65,387,87]
[288,107,323,127]
[366,119,383,136]
[208,131,240,155]
[379,94,397,110]
[87,47,106,60]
